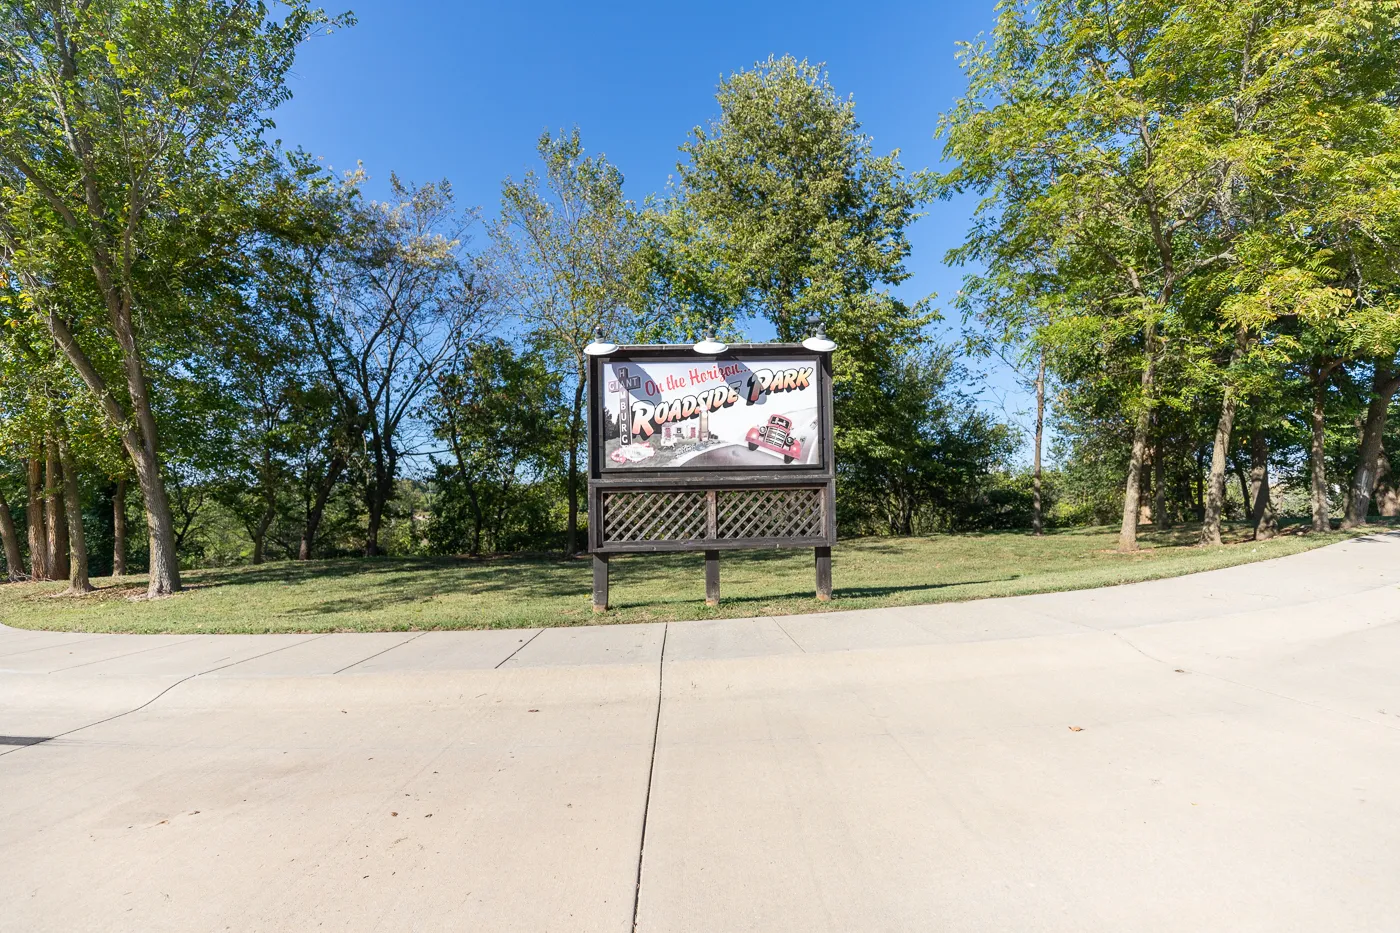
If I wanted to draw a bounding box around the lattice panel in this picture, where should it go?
[603,490,708,543]
[717,488,823,540]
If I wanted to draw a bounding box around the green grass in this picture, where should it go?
[0,522,1365,634]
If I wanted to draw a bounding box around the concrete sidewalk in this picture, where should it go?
[2,534,1399,931]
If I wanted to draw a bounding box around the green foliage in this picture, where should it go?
[656,56,972,533]
[838,345,1020,535]
[489,128,652,554]
[423,340,566,555]
[939,0,1400,543]
[670,56,926,339]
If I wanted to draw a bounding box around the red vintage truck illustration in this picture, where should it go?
[746,414,802,463]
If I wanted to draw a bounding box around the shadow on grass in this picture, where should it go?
[70,520,1367,621]
[834,578,1008,599]
[247,550,804,617]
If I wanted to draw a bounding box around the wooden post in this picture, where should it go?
[592,553,609,612]
[814,546,832,601]
[704,550,720,606]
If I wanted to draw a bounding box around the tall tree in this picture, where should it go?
[251,158,363,560]
[0,0,346,595]
[424,339,563,556]
[668,57,932,485]
[0,486,22,581]
[311,177,487,556]
[939,0,1400,548]
[55,435,92,593]
[938,0,1228,550]
[490,129,646,555]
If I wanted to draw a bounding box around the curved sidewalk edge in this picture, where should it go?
[2,532,1397,680]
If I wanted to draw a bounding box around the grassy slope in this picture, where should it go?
[0,522,1360,634]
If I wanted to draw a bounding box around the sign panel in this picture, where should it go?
[600,356,822,470]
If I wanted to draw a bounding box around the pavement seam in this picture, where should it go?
[332,631,427,674]
[493,628,545,669]
[0,634,328,758]
[631,621,668,933]
[772,616,806,652]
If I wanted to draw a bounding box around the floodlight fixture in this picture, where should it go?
[692,332,729,355]
[583,326,618,357]
[801,315,837,353]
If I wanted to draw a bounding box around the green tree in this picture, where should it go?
[938,0,1400,548]
[489,129,648,555]
[666,56,933,489]
[309,176,488,556]
[0,0,347,595]
[424,340,563,556]
[837,345,1019,535]
[673,56,924,339]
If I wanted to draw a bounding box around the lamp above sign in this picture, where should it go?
[600,356,823,470]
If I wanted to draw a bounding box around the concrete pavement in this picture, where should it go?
[2,534,1399,931]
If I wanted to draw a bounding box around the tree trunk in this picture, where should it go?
[365,496,384,556]
[27,452,51,581]
[250,498,276,565]
[1249,430,1277,540]
[1375,450,1400,518]
[46,441,71,580]
[1153,433,1169,530]
[112,479,128,576]
[565,365,586,556]
[365,465,387,557]
[1342,365,1400,529]
[1200,393,1239,546]
[0,490,25,581]
[1118,344,1155,552]
[1309,378,1330,532]
[1032,353,1045,536]
[131,444,182,596]
[44,311,181,596]
[299,455,344,561]
[1202,333,1249,546]
[1235,465,1251,516]
[58,439,93,594]
[1193,449,1206,521]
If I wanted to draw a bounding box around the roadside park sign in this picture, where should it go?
[586,342,836,610]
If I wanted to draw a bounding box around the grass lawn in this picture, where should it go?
[0,521,1365,635]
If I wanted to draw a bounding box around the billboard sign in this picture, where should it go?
[599,356,822,470]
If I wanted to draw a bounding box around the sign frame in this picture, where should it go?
[586,343,837,609]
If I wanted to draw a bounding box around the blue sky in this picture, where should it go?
[270,0,1037,449]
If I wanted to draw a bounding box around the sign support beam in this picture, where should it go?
[815,546,833,601]
[704,550,720,606]
[592,553,609,612]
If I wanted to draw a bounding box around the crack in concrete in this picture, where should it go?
[494,628,546,669]
[773,616,806,652]
[0,634,329,758]
[332,632,427,674]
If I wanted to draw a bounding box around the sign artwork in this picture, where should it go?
[601,357,821,469]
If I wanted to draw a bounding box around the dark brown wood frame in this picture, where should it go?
[587,343,836,610]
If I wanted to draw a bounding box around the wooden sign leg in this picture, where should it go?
[704,550,720,606]
[593,553,609,612]
[815,546,832,601]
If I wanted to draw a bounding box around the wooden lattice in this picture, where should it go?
[717,488,823,540]
[602,487,825,544]
[603,490,708,542]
